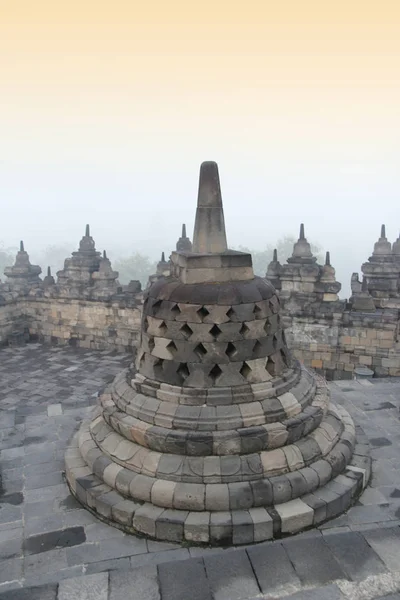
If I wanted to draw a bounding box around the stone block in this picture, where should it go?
[184,511,210,543]
[205,483,230,511]
[156,509,188,542]
[151,480,176,508]
[209,511,232,545]
[228,482,254,510]
[133,504,165,537]
[248,506,273,541]
[232,509,254,544]
[173,483,205,511]
[275,498,314,533]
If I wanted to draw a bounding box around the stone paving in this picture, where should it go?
[2,345,400,599]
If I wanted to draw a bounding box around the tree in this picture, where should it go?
[34,244,75,276]
[114,253,158,287]
[236,235,323,276]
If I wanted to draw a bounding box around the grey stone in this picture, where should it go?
[324,530,388,580]
[204,549,260,600]
[110,566,160,600]
[0,584,58,599]
[363,526,400,571]
[158,558,211,600]
[247,541,301,595]
[58,572,109,600]
[283,536,347,586]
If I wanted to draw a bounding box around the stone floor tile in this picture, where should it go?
[0,557,22,585]
[247,541,301,596]
[0,584,57,600]
[110,566,160,600]
[58,572,109,600]
[282,536,348,586]
[204,549,260,600]
[363,527,400,571]
[323,530,388,581]
[47,404,63,416]
[158,558,211,600]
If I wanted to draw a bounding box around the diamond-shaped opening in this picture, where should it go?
[154,358,164,376]
[177,362,190,382]
[263,320,270,335]
[143,317,149,332]
[240,323,249,337]
[152,299,162,315]
[171,303,181,317]
[158,320,167,335]
[210,324,222,340]
[194,343,207,360]
[148,337,155,353]
[240,361,252,380]
[225,342,237,359]
[166,341,178,355]
[209,364,223,384]
[265,356,275,376]
[226,307,235,320]
[253,304,262,318]
[197,306,210,321]
[252,340,262,357]
[180,323,193,340]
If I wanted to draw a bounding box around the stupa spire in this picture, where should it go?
[20,241,24,252]
[380,224,386,239]
[299,224,305,240]
[273,249,278,262]
[325,251,330,266]
[192,161,228,254]
[85,224,90,237]
[182,223,186,238]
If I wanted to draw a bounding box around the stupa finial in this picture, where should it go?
[273,249,278,262]
[325,251,330,266]
[299,224,305,240]
[192,161,228,254]
[381,224,386,239]
[47,266,51,276]
[161,251,165,262]
[85,224,90,237]
[103,250,107,259]
[182,223,187,238]
[20,241,24,252]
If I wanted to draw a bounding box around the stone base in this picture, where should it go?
[65,420,370,545]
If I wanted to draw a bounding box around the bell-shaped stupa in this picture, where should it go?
[66,162,369,545]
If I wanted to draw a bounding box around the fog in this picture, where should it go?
[2,152,399,299]
[2,4,400,300]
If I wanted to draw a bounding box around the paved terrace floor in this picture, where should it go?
[2,345,400,600]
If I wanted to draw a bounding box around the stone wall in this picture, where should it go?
[0,293,25,345]
[0,294,142,351]
[285,310,400,380]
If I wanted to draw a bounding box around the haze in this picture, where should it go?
[1,0,400,298]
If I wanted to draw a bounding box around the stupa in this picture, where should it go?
[66,162,369,545]
[4,241,42,289]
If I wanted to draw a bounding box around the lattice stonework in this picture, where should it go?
[65,161,370,545]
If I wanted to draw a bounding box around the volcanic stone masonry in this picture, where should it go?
[65,161,370,544]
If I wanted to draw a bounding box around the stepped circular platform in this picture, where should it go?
[65,161,370,545]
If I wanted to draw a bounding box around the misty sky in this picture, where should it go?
[1,1,400,298]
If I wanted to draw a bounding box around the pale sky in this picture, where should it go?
[1,0,400,295]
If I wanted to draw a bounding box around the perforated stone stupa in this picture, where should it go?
[65,162,370,545]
